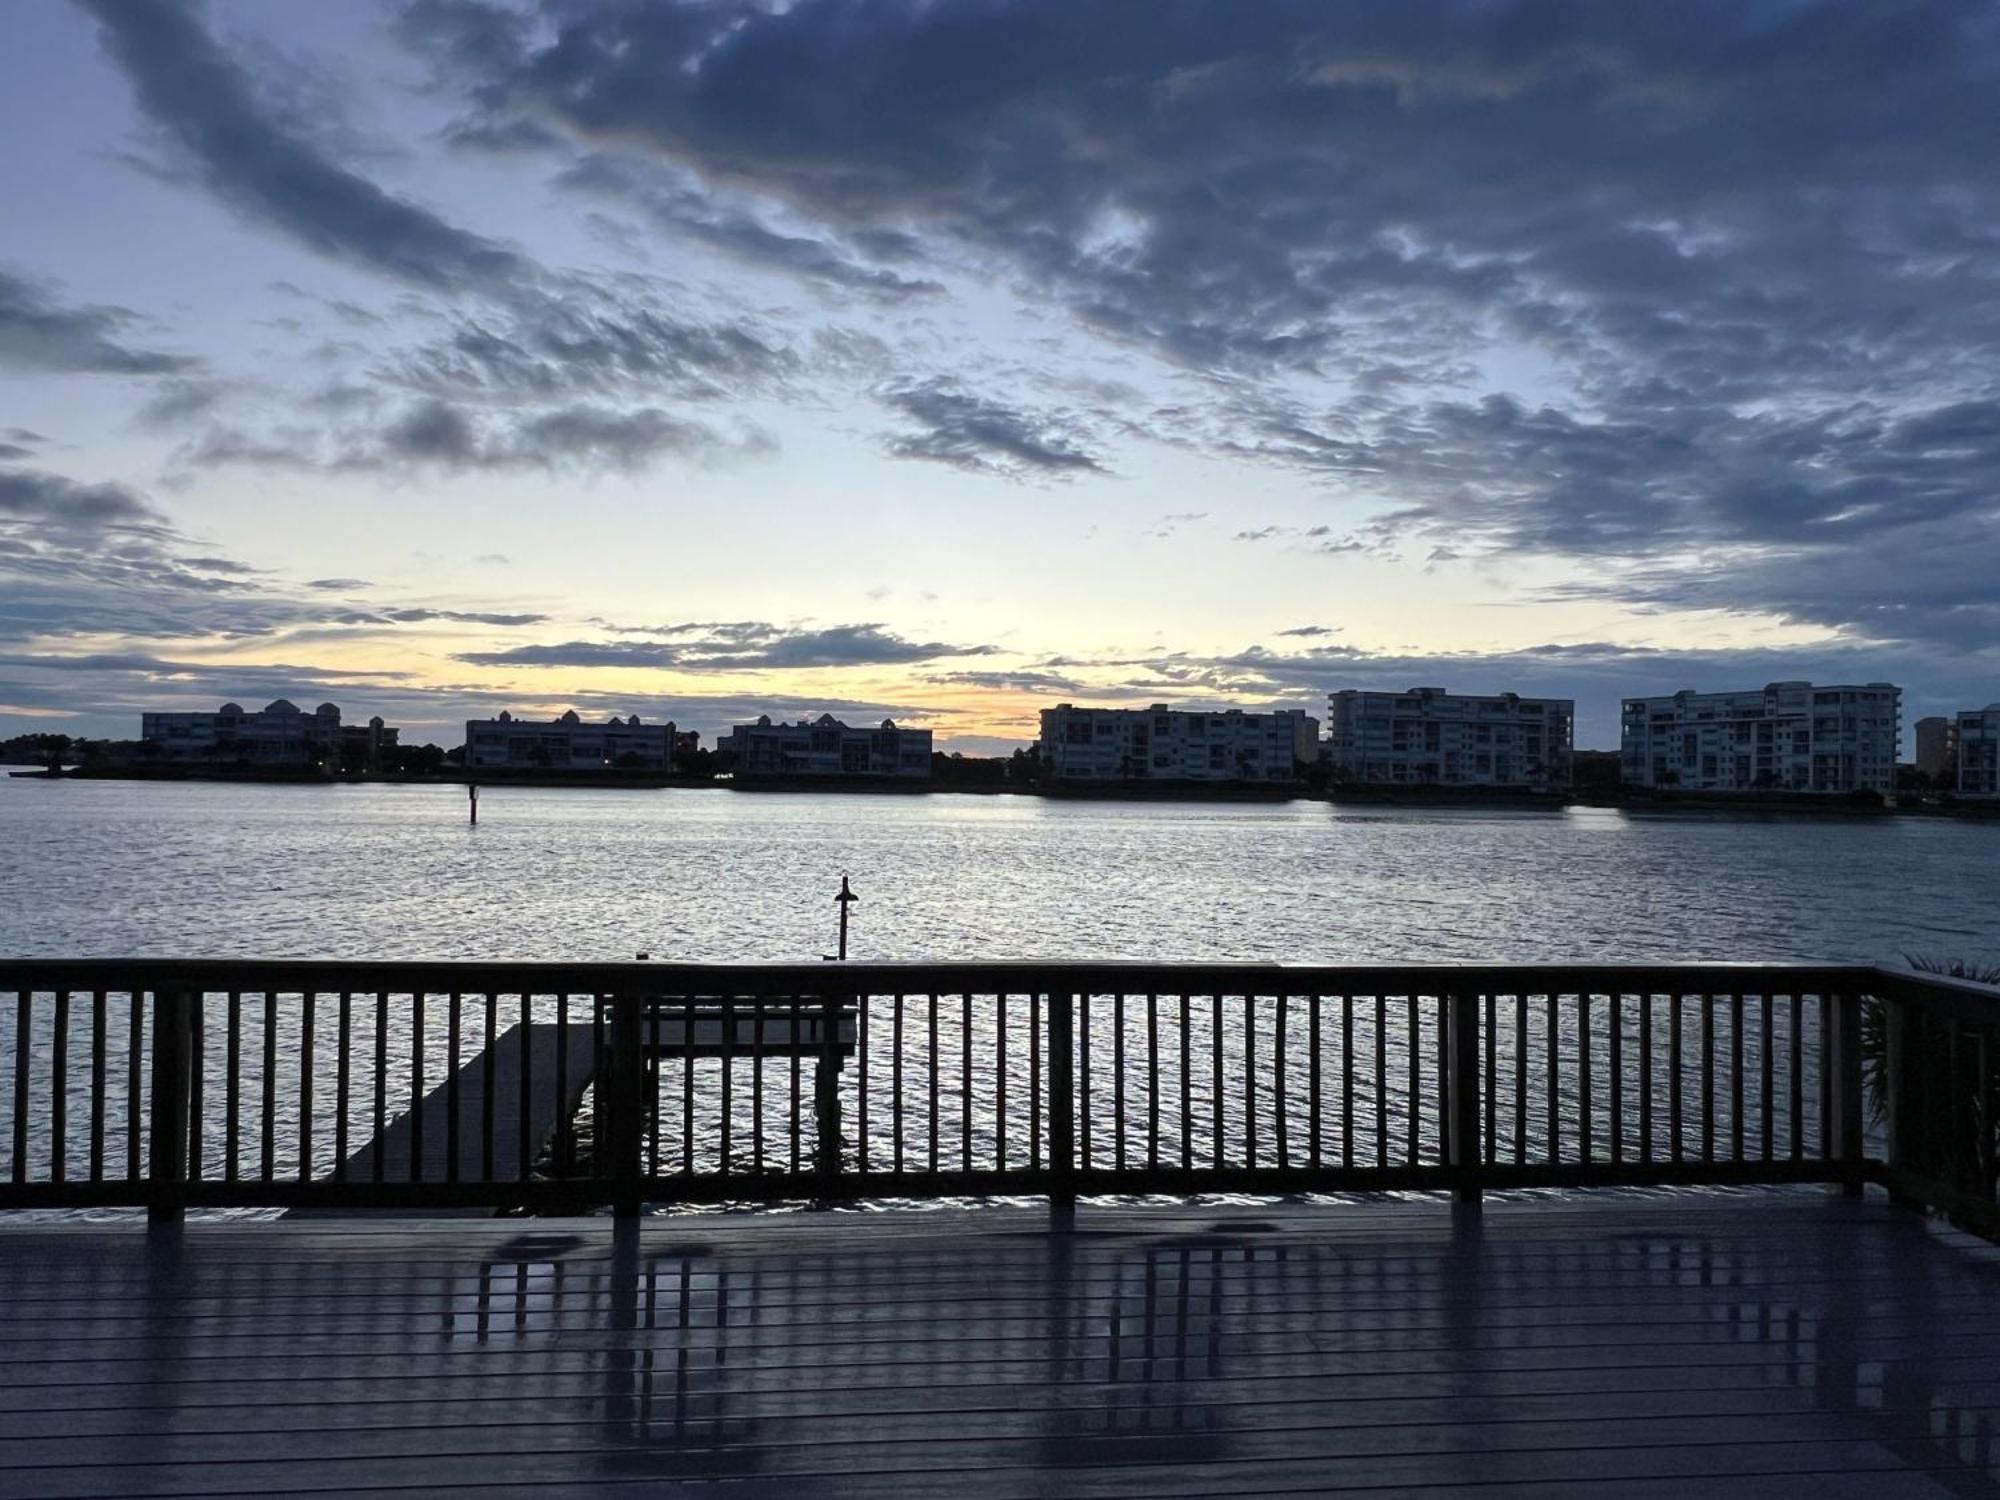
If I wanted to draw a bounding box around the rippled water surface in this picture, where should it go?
[3,776,1995,962]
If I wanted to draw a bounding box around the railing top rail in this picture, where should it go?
[0,956,1896,994]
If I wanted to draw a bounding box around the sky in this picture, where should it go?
[2,0,1997,754]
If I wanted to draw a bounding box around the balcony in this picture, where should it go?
[2,960,1997,1495]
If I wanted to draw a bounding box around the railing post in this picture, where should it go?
[147,988,194,1226]
[814,987,844,1198]
[1048,992,1076,1227]
[1446,989,1481,1209]
[606,993,644,1218]
[1829,990,1866,1196]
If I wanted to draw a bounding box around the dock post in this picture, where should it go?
[607,994,644,1218]
[147,988,194,1227]
[1048,992,1076,1230]
[1831,989,1866,1197]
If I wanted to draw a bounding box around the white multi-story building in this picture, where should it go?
[1324,688,1573,790]
[1038,704,1319,783]
[724,714,932,778]
[1620,682,1900,794]
[464,710,677,770]
[1955,706,2000,797]
[141,699,381,767]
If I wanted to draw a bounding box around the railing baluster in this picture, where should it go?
[89,993,106,1183]
[261,992,278,1183]
[481,992,495,1182]
[681,996,695,1175]
[1512,994,1526,1165]
[373,992,388,1184]
[1406,995,1420,1168]
[1114,993,1127,1173]
[517,993,532,1183]
[894,993,906,1175]
[753,996,766,1174]
[410,991,426,1184]
[1146,993,1159,1171]
[1049,992,1075,1214]
[927,993,939,1174]
[791,996,804,1177]
[186,995,203,1184]
[961,992,973,1172]
[1375,995,1387,1170]
[1760,994,1775,1163]
[1788,994,1804,1162]
[720,997,735,1176]
[1212,995,1225,1169]
[299,991,315,1184]
[1701,994,1716,1162]
[1079,993,1093,1172]
[1341,995,1355,1170]
[1031,991,1043,1172]
[1245,995,1258,1171]
[50,991,67,1184]
[1545,993,1559,1161]
[446,994,461,1183]
[11,992,29,1183]
[126,993,142,1183]
[856,992,868,1176]
[1730,992,1745,1164]
[995,993,1006,1174]
[1670,993,1684,1163]
[1482,993,1496,1167]
[1608,993,1623,1167]
[1578,993,1593,1164]
[1309,994,1322,1171]
[1178,993,1191,1170]
[1274,994,1288,1169]
[1638,993,1653,1165]
[335,993,351,1182]
[552,993,565,1176]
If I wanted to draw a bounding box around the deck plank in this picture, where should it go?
[0,1192,1997,1497]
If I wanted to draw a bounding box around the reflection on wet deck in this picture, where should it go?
[2,1193,1998,1496]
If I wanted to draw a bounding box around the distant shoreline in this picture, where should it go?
[9,762,1999,818]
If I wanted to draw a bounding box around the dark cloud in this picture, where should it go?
[406,0,2000,645]
[0,468,163,533]
[305,578,372,591]
[332,607,550,628]
[456,622,998,671]
[556,155,945,301]
[0,269,195,375]
[188,398,771,475]
[77,0,526,293]
[880,379,1105,477]
[922,668,1091,694]
[1275,625,1337,638]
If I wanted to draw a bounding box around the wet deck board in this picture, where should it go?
[1,1193,1997,1496]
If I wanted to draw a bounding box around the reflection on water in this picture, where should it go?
[3,779,1997,963]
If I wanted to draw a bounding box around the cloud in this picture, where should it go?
[407,0,2000,647]
[0,269,195,375]
[879,379,1106,478]
[77,0,526,294]
[0,468,163,533]
[556,155,946,301]
[187,397,773,476]
[455,621,999,672]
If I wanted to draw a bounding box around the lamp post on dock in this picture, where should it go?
[826,874,858,961]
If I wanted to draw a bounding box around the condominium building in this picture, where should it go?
[1914,717,1960,783]
[1324,688,1574,791]
[724,714,932,778]
[1038,704,1319,783]
[464,710,677,770]
[1956,706,2000,797]
[1619,682,1900,794]
[141,700,394,768]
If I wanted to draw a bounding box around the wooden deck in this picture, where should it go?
[1,1192,1998,1496]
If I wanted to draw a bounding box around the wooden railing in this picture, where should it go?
[0,960,1992,1227]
